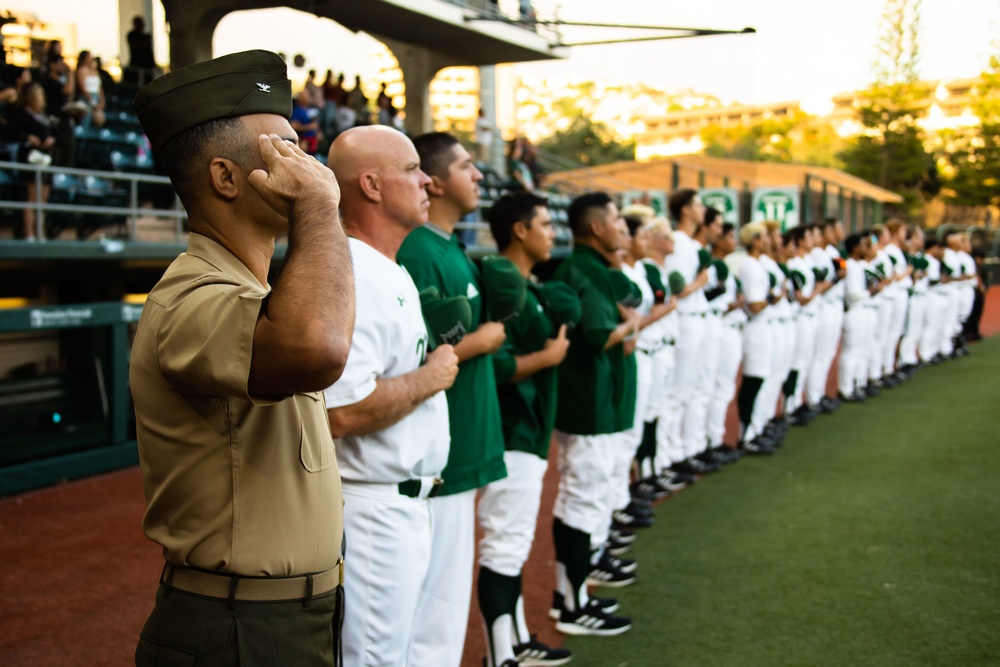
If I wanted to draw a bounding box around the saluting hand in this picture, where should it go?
[423,344,460,393]
[247,133,340,220]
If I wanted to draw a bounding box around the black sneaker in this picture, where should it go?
[549,592,619,619]
[609,527,636,545]
[674,457,719,475]
[665,467,697,485]
[555,599,632,636]
[741,438,774,456]
[625,500,653,518]
[612,508,653,529]
[632,478,671,500]
[606,532,633,557]
[513,635,573,667]
[651,472,687,493]
[587,554,637,588]
[605,553,637,574]
[710,445,743,463]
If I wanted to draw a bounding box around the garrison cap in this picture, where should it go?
[419,287,472,350]
[135,49,292,156]
[537,280,582,329]
[479,255,527,323]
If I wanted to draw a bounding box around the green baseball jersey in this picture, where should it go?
[552,245,631,435]
[397,225,506,495]
[493,281,559,459]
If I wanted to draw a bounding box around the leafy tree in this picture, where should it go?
[837,0,937,213]
[700,111,844,166]
[537,115,635,167]
[944,48,1000,206]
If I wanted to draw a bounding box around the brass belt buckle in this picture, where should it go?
[428,477,444,498]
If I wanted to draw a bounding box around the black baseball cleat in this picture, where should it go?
[665,467,697,485]
[609,527,637,545]
[838,390,865,404]
[632,478,672,500]
[741,438,774,456]
[555,599,633,636]
[674,457,719,475]
[865,382,881,398]
[612,507,653,530]
[549,592,619,619]
[513,635,573,667]
[606,532,633,557]
[587,553,637,588]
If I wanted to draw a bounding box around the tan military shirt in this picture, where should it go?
[131,233,343,577]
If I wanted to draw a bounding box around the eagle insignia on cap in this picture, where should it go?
[257,82,271,93]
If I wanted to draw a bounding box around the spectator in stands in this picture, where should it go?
[506,136,535,191]
[474,108,493,163]
[94,57,115,98]
[522,136,544,188]
[304,69,323,107]
[40,57,78,167]
[320,69,341,136]
[377,94,394,127]
[351,75,370,124]
[336,88,358,132]
[43,40,65,70]
[127,16,155,70]
[75,50,106,129]
[290,89,322,155]
[11,83,56,241]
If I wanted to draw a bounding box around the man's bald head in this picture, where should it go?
[328,126,431,255]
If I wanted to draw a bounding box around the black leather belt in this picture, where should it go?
[398,477,443,499]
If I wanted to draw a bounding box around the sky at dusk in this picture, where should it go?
[11,0,1000,112]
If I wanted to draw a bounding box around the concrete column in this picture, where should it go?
[161,0,228,68]
[379,36,456,136]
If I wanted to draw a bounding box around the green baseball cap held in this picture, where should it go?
[479,255,527,323]
[711,259,729,282]
[668,271,686,295]
[609,270,642,308]
[697,248,712,271]
[419,287,472,349]
[537,280,582,328]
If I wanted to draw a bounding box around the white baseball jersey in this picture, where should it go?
[844,258,871,308]
[665,230,708,314]
[740,255,770,318]
[825,244,846,301]
[324,238,450,483]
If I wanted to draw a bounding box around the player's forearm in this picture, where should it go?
[510,349,557,383]
[454,328,487,362]
[604,321,633,349]
[327,372,433,438]
[254,197,354,392]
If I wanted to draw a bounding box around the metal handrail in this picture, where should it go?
[0,160,187,241]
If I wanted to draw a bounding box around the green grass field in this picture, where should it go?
[567,338,1000,667]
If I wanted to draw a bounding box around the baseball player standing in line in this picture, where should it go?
[324,127,459,667]
[398,132,508,667]
[736,222,777,454]
[477,192,574,667]
[706,222,747,455]
[839,232,879,401]
[549,192,638,635]
[806,219,846,414]
[663,189,716,475]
